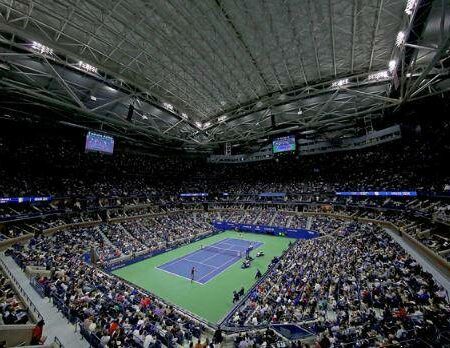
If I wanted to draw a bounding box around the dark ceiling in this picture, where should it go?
[0,0,449,152]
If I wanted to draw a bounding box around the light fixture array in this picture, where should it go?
[26,0,420,131]
[78,61,97,74]
[27,41,197,127]
[331,78,350,88]
[31,41,53,55]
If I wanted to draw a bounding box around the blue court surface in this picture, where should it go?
[156,238,263,284]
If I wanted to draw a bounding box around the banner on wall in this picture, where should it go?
[213,221,319,239]
[335,191,417,197]
[179,193,208,197]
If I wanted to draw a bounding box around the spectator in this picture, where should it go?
[30,320,45,345]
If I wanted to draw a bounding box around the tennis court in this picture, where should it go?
[157,238,263,284]
[112,231,292,322]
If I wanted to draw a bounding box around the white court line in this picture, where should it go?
[156,237,265,284]
[156,257,186,270]
[185,243,244,283]
[214,243,249,253]
[221,238,265,249]
[216,240,264,254]
[156,242,232,282]
[197,255,241,283]
[223,237,254,244]
[157,254,218,283]
[158,255,188,268]
[214,242,234,248]
[158,247,212,268]
[186,247,223,265]
[196,263,226,283]
[183,258,219,270]
[195,238,265,283]
[156,266,204,285]
[202,241,266,283]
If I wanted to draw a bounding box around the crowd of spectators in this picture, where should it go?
[355,210,450,262]
[230,224,450,346]
[120,220,166,252]
[28,258,203,347]
[2,202,449,346]
[288,215,308,229]
[149,213,215,247]
[2,192,449,273]
[0,223,33,241]
[99,224,147,257]
[2,121,450,202]
[1,121,449,346]
[309,216,344,235]
[8,227,119,266]
[312,203,450,263]
[0,269,30,325]
[4,223,209,346]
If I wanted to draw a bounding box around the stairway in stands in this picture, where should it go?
[306,216,313,230]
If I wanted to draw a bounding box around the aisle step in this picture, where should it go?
[0,254,90,348]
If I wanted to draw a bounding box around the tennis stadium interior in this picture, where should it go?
[0,0,450,347]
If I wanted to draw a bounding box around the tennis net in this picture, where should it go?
[203,245,242,258]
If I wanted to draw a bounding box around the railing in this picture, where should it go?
[1,195,446,227]
[53,336,64,348]
[110,270,213,332]
[104,229,221,272]
[340,336,425,347]
[30,277,46,298]
[55,294,194,348]
[0,257,43,323]
[218,240,299,330]
[5,206,450,345]
[28,270,204,348]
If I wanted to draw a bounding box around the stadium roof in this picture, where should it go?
[0,0,449,151]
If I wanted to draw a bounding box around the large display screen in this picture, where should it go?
[0,196,52,204]
[85,131,114,154]
[273,136,296,153]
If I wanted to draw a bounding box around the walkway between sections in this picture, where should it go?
[0,254,89,348]
[385,228,450,294]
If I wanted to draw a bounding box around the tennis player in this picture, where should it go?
[190,266,196,283]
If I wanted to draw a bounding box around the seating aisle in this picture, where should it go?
[0,253,89,348]
[385,228,450,294]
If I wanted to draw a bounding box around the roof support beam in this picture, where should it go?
[214,0,270,94]
[90,93,138,112]
[305,90,339,126]
[404,36,450,100]
[368,0,384,70]
[342,88,401,104]
[329,0,337,77]
[283,0,309,85]
[43,57,87,110]
[54,0,80,41]
[163,119,185,134]
[306,0,321,80]
[410,73,445,98]
[79,0,124,57]
[350,0,358,73]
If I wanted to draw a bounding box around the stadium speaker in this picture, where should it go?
[127,104,134,121]
[270,114,276,128]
